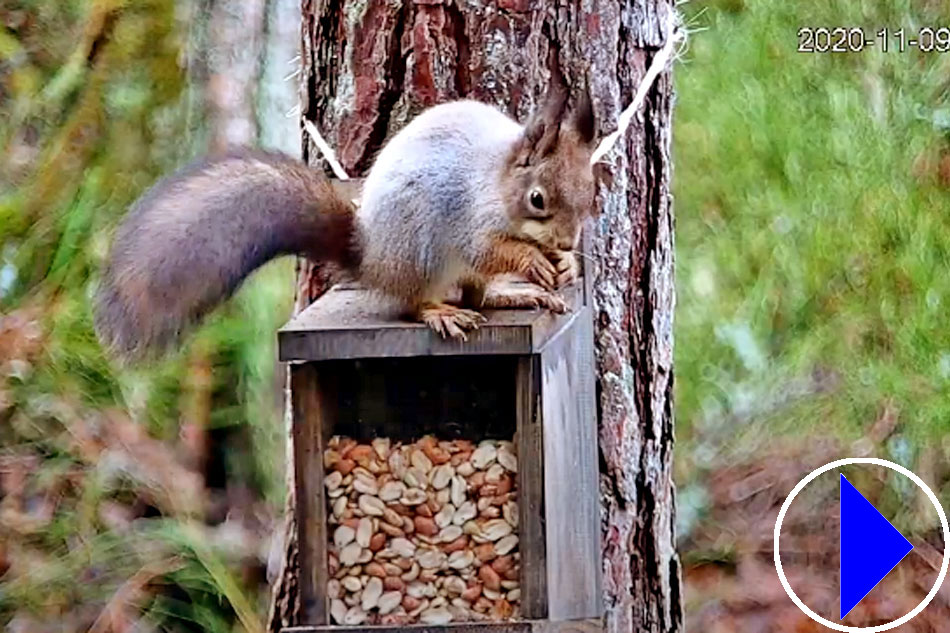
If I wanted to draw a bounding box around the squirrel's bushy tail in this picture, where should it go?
[94,149,360,362]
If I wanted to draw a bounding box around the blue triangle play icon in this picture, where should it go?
[840,474,914,619]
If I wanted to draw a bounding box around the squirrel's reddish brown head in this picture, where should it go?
[504,85,597,253]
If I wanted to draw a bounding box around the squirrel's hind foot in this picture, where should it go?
[418,303,487,341]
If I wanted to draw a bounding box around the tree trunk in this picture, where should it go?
[258,0,303,155]
[206,0,269,152]
[178,0,270,493]
[269,2,681,631]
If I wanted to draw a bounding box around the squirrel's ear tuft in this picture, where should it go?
[572,91,595,146]
[514,84,570,166]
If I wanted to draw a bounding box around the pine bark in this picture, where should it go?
[269,2,681,631]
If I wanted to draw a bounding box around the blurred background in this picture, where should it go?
[0,1,299,631]
[3,0,950,631]
[676,0,950,629]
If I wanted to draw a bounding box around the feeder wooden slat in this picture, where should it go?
[514,356,546,618]
[284,618,603,633]
[283,263,602,630]
[538,314,602,620]
[292,363,333,623]
[279,282,585,362]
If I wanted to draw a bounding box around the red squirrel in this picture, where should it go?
[95,86,596,360]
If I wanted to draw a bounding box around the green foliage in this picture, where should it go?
[674,0,950,511]
[2,0,291,488]
[1,1,290,629]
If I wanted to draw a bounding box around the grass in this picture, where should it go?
[673,0,950,528]
[0,3,292,629]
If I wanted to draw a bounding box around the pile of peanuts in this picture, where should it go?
[323,435,520,625]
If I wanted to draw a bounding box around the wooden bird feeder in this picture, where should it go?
[279,182,603,633]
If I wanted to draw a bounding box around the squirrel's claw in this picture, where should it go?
[544,292,569,313]
[418,303,487,341]
[552,251,580,289]
[521,250,558,291]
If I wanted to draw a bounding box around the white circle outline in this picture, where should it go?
[773,457,950,632]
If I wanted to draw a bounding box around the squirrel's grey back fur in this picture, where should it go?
[357,100,522,302]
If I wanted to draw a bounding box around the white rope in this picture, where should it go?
[302,118,350,181]
[589,13,685,166]
[303,12,682,177]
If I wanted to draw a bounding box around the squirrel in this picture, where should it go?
[94,84,597,361]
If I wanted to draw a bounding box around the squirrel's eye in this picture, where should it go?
[529,189,545,210]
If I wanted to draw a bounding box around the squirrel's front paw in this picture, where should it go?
[550,250,579,288]
[418,303,487,341]
[519,248,558,291]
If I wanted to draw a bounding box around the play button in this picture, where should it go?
[839,474,914,619]
[774,457,950,631]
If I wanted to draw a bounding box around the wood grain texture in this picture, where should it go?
[581,228,593,310]
[291,364,331,625]
[539,307,603,620]
[515,355,546,619]
[527,622,603,633]
[283,618,602,633]
[279,282,583,361]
